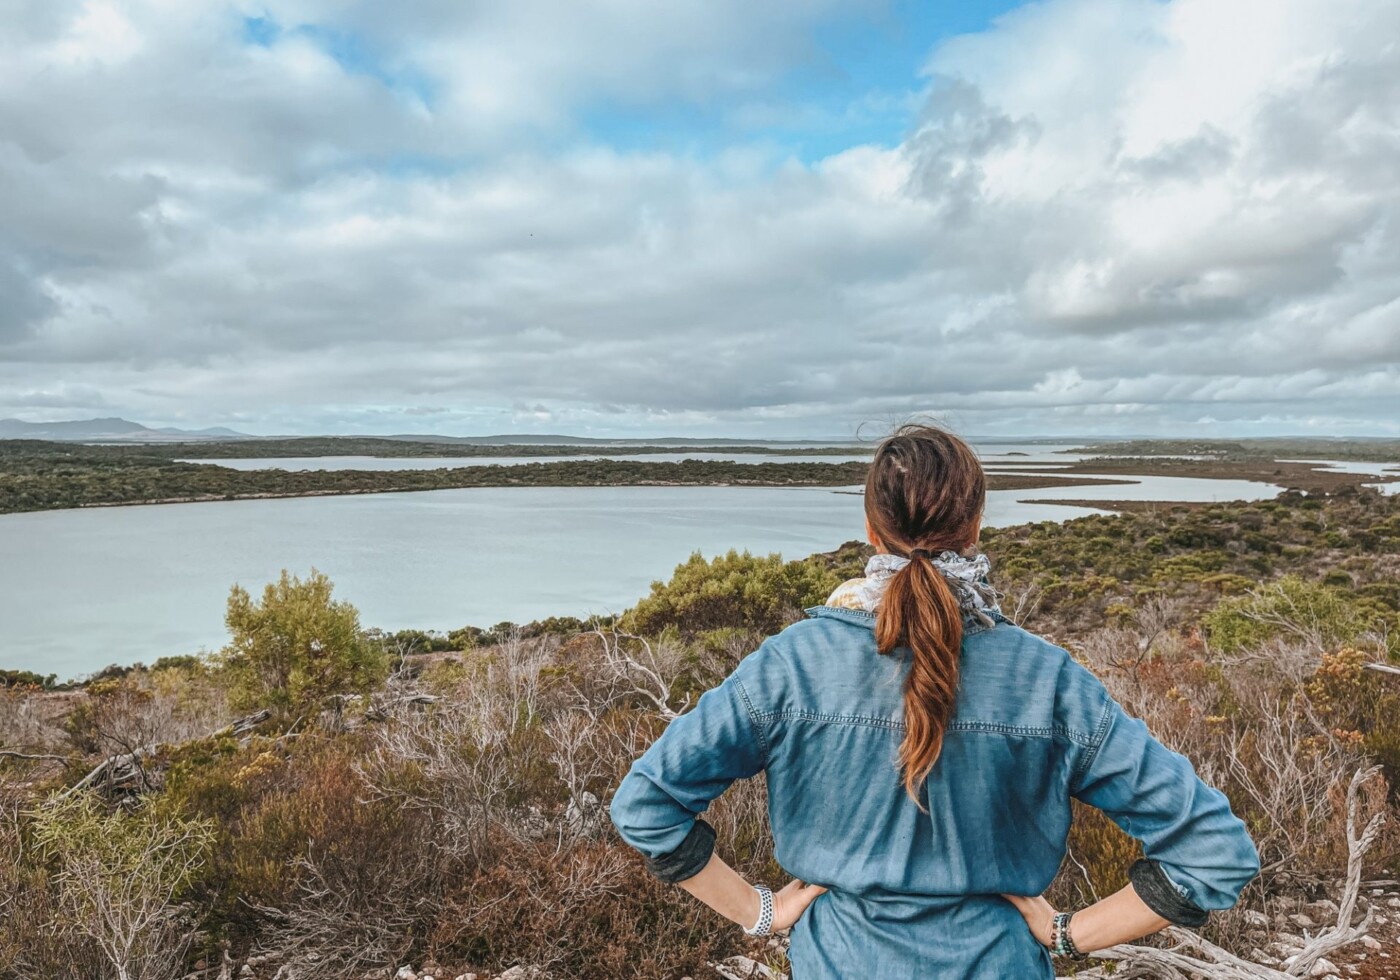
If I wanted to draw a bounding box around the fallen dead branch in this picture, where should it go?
[0,750,73,764]
[62,708,273,799]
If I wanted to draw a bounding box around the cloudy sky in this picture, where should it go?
[1,0,1397,439]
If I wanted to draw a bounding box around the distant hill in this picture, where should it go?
[0,418,861,446]
[0,417,1170,447]
[0,417,249,442]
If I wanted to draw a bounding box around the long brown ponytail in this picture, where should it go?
[865,423,986,804]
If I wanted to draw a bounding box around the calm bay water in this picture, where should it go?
[1,472,1279,679]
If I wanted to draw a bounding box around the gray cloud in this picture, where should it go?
[0,251,56,339]
[0,0,1397,438]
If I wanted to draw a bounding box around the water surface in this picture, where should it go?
[1,472,1280,679]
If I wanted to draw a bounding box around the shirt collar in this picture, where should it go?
[802,604,1007,636]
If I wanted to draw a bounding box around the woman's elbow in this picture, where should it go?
[1199,833,1263,911]
[608,766,687,855]
[608,769,715,883]
[607,769,648,849]
[1231,834,1263,899]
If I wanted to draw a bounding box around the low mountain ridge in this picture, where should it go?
[0,417,248,442]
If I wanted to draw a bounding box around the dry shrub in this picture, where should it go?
[1,788,104,977]
[1308,647,1400,808]
[250,818,441,980]
[1059,609,1400,943]
[64,666,229,759]
[435,837,740,979]
[559,629,724,723]
[233,736,441,922]
[707,772,774,873]
[356,653,561,866]
[0,790,27,976]
[10,792,214,980]
[1318,757,1400,879]
[0,862,115,980]
[352,631,756,976]
[1207,647,1400,881]
[0,684,66,755]
[151,728,444,969]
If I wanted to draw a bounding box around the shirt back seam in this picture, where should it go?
[1070,696,1116,784]
[754,709,1099,744]
[733,676,772,762]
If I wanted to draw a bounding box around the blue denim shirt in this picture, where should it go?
[609,605,1261,979]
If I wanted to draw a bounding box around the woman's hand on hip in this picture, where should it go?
[1001,892,1057,948]
[773,879,828,931]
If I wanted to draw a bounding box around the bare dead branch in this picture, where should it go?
[0,749,73,763]
[590,627,690,721]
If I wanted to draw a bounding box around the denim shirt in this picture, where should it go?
[609,606,1261,980]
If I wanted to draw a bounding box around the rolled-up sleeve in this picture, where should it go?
[608,660,768,883]
[1070,694,1260,923]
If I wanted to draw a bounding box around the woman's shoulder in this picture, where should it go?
[966,619,1099,674]
[733,609,880,681]
[723,609,898,716]
[958,621,1114,741]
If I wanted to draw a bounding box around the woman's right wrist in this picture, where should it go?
[742,884,774,936]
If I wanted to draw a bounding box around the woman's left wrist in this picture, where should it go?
[1051,910,1089,958]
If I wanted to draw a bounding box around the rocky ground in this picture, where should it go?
[1242,886,1400,980]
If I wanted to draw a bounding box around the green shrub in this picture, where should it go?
[1204,575,1374,653]
[218,569,388,718]
[622,548,844,636]
[0,668,57,689]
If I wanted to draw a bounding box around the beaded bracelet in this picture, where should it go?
[744,884,775,937]
[1051,911,1087,959]
[1047,912,1086,957]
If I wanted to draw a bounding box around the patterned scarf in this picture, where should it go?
[825,550,1004,628]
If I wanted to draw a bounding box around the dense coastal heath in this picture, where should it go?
[3,489,1399,978]
[1070,438,1400,463]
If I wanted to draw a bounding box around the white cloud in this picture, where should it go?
[0,0,1396,437]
